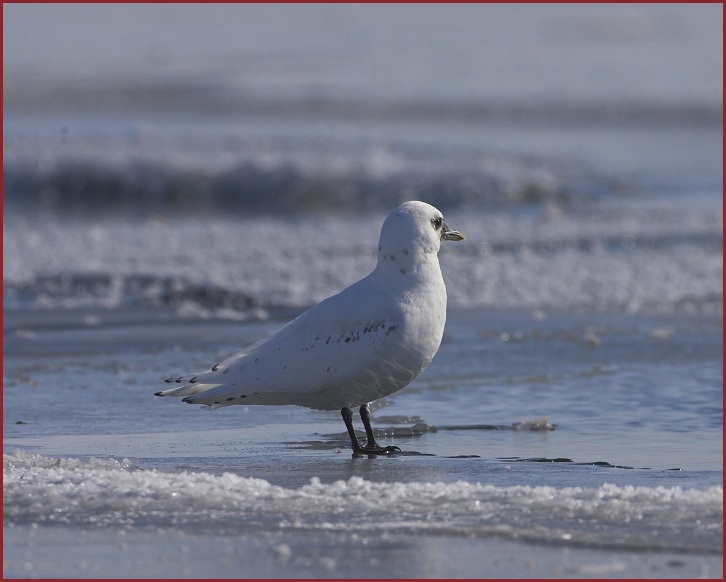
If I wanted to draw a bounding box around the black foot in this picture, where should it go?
[355,444,401,456]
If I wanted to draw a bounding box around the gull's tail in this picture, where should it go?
[154,374,221,399]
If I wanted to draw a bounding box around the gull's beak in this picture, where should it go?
[442,223,465,241]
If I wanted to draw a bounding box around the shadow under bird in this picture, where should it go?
[155,200,464,456]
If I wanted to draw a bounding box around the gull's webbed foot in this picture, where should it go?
[356,444,401,457]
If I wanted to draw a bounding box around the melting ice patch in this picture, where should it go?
[4,451,722,553]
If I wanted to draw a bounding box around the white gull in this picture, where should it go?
[156,200,464,455]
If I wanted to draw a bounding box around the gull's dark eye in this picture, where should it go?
[432,216,443,230]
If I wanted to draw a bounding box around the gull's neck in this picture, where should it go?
[375,241,442,281]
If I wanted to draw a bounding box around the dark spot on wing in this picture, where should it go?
[399,268,406,274]
[212,364,220,371]
[386,325,397,335]
[189,377,197,384]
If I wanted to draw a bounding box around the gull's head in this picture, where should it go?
[377,201,464,269]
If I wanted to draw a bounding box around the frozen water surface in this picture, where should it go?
[3,309,722,578]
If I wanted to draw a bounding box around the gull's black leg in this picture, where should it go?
[359,403,380,448]
[341,406,363,454]
[359,403,401,455]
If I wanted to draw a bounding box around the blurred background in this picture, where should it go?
[5,4,722,110]
[4,3,722,216]
[3,3,723,314]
